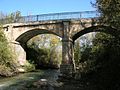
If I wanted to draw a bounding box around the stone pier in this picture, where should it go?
[60,21,75,77]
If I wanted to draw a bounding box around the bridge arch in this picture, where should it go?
[72,25,119,41]
[15,28,61,45]
[14,28,62,66]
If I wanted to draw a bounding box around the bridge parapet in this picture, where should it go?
[0,11,99,24]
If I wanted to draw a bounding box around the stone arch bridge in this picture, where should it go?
[2,11,118,76]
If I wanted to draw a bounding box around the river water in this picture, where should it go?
[0,69,60,90]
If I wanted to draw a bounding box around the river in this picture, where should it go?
[0,69,60,90]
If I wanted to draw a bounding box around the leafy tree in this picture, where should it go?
[93,0,120,70]
[0,11,22,76]
[27,34,62,69]
[81,0,120,89]
[94,0,120,29]
[74,33,94,65]
[0,26,18,76]
[0,11,21,24]
[74,41,81,65]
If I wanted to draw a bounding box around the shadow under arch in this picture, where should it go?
[16,28,61,44]
[72,25,119,41]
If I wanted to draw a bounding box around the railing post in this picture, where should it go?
[36,15,39,21]
[79,12,81,18]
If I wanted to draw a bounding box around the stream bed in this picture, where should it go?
[0,69,60,90]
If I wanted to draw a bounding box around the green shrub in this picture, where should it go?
[23,60,35,72]
[0,26,18,76]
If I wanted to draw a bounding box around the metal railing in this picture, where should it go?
[0,11,99,24]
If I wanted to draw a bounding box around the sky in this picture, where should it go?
[0,0,96,16]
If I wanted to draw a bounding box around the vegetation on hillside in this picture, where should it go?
[27,34,62,69]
